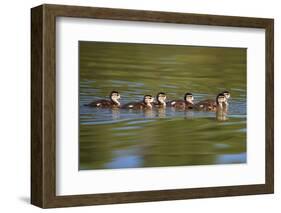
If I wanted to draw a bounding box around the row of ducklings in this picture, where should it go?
[86,91,230,111]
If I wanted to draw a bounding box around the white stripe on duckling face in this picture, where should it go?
[185,95,194,104]
[158,96,166,105]
[111,96,121,106]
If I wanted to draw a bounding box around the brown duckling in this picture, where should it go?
[195,92,228,111]
[194,91,230,111]
[153,92,167,108]
[85,91,121,108]
[167,92,194,109]
[122,95,154,110]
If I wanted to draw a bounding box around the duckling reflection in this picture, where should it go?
[111,108,121,120]
[216,109,228,121]
[143,108,155,118]
[170,106,181,112]
[156,107,166,118]
[86,91,121,108]
[184,110,195,120]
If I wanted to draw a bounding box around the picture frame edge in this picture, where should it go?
[31,4,274,208]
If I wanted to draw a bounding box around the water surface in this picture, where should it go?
[79,41,247,170]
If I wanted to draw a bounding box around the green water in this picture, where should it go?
[79,41,247,170]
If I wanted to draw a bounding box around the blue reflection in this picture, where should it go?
[216,153,247,164]
[105,150,143,169]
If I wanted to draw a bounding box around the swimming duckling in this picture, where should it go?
[122,95,154,110]
[153,92,167,108]
[167,93,194,109]
[85,91,121,108]
[194,91,230,111]
[195,92,228,111]
[216,95,228,120]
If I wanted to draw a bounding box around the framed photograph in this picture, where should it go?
[31,4,274,208]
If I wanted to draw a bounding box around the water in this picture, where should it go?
[79,41,247,170]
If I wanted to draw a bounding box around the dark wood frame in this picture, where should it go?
[31,4,274,208]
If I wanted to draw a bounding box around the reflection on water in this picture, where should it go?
[79,41,247,170]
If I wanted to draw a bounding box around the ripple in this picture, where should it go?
[112,126,142,131]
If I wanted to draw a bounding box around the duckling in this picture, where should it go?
[195,92,228,111]
[194,91,230,111]
[167,92,194,109]
[153,92,167,108]
[122,95,154,110]
[216,94,228,121]
[85,91,120,108]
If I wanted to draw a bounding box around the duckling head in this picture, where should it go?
[216,93,227,108]
[184,92,194,104]
[222,90,230,99]
[110,91,121,105]
[157,92,166,105]
[143,95,154,107]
